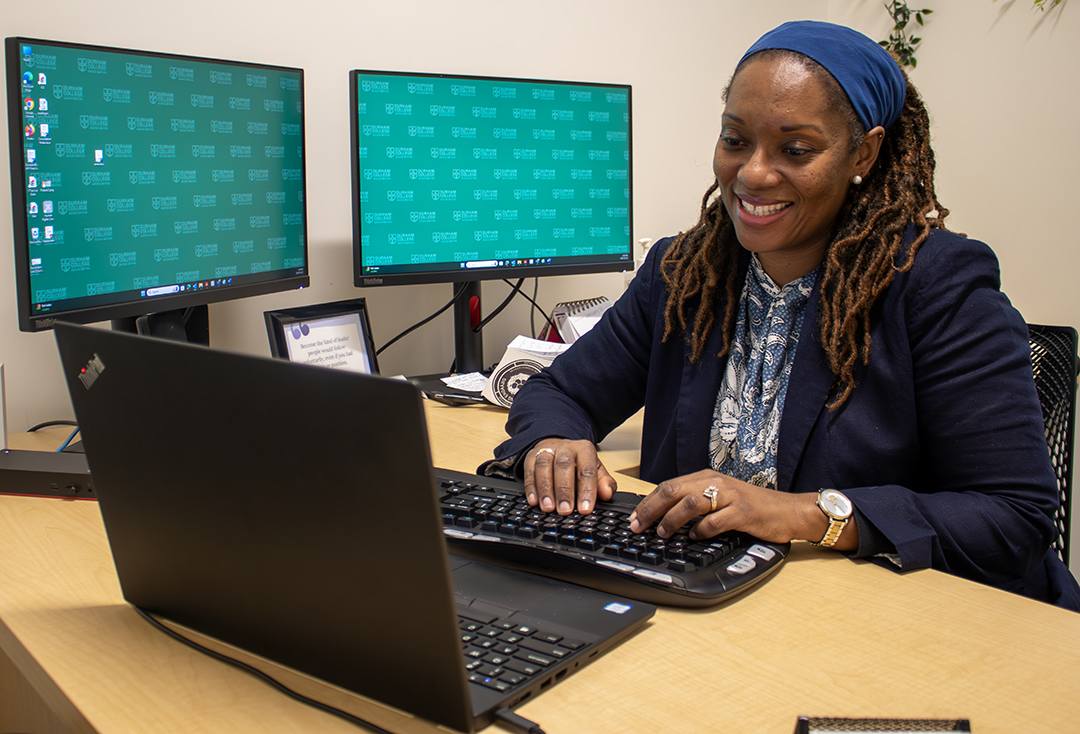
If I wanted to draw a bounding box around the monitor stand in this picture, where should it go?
[453,280,484,374]
[111,305,210,345]
[407,282,489,404]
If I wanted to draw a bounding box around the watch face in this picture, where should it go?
[820,489,853,518]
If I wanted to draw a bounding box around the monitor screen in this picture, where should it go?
[6,37,308,335]
[350,70,633,288]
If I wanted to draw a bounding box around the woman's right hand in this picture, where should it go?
[524,438,618,516]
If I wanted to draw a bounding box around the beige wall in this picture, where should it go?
[2,1,1077,563]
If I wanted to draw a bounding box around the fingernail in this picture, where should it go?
[581,499,591,513]
[541,497,554,511]
[628,512,637,523]
[558,500,571,514]
[527,493,536,505]
[657,526,669,538]
[630,519,640,533]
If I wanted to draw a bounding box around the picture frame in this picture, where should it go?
[264,298,379,375]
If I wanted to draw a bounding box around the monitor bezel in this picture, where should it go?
[6,36,310,334]
[349,68,634,289]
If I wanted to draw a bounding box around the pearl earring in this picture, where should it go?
[852,175,863,185]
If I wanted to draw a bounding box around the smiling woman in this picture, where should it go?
[482,20,1080,612]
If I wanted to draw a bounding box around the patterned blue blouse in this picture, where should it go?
[709,255,819,488]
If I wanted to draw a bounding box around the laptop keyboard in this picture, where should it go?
[459,611,584,693]
[437,468,788,607]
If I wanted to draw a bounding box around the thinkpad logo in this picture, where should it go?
[78,353,106,390]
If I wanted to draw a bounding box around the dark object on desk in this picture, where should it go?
[1028,323,1078,567]
[437,468,788,607]
[410,373,487,404]
[426,391,488,406]
[0,449,94,499]
[794,716,970,733]
[53,323,654,734]
[264,298,379,375]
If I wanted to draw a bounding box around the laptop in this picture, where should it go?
[54,323,655,733]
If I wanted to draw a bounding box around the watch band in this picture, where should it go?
[814,515,849,548]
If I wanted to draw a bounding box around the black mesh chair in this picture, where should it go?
[1028,324,1078,567]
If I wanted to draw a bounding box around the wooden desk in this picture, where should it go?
[3,406,1080,734]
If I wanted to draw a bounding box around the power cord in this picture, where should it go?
[132,606,396,733]
[494,707,548,734]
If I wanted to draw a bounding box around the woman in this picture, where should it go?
[482,21,1080,609]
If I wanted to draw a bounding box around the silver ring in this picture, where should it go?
[703,485,719,513]
[535,447,555,460]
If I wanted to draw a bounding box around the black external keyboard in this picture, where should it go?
[437,468,788,608]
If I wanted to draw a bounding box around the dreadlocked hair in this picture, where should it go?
[660,52,951,410]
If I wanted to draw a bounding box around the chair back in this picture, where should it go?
[1028,323,1078,567]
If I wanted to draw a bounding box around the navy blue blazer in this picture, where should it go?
[488,230,1080,610]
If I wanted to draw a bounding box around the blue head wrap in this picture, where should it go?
[737,20,906,131]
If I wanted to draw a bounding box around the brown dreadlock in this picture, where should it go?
[660,50,951,409]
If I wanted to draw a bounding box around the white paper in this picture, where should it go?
[442,372,490,392]
[507,335,570,357]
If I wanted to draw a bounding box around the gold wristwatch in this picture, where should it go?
[813,489,852,548]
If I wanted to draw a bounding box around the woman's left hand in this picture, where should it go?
[628,469,852,548]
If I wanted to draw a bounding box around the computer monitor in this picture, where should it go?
[349,69,632,372]
[6,37,308,343]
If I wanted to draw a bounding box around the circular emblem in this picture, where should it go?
[490,359,544,407]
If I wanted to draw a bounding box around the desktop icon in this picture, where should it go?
[25,124,34,137]
[95,149,104,164]
[24,97,34,112]
[38,98,48,112]
[26,149,36,164]
[21,45,32,56]
[22,72,33,85]
[44,226,54,240]
[42,201,53,214]
[28,175,37,188]
[39,124,49,138]
[37,72,47,86]
[31,227,40,240]
[28,202,38,215]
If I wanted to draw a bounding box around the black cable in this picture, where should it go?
[375,281,471,357]
[529,279,539,339]
[472,278,525,332]
[512,279,557,337]
[132,606,396,734]
[494,707,547,734]
[27,419,79,432]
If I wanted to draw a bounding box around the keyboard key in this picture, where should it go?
[469,673,511,692]
[515,650,555,668]
[505,659,543,676]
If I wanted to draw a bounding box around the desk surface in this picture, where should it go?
[3,406,1080,734]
